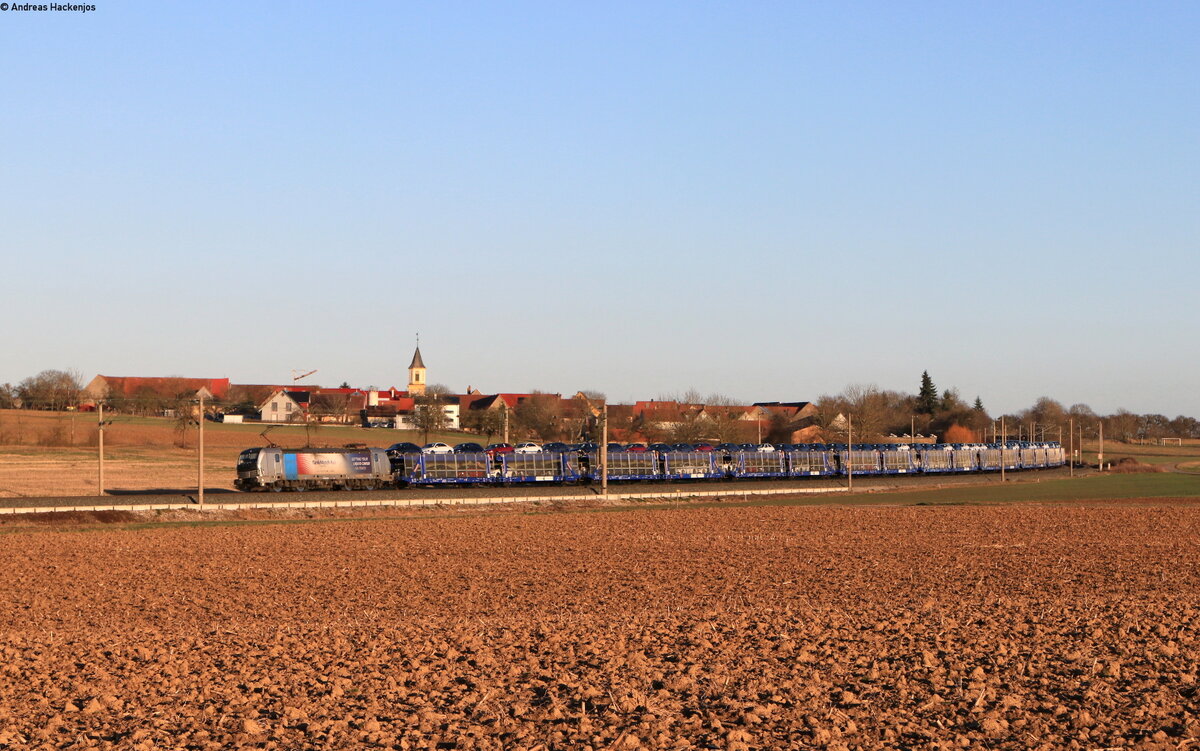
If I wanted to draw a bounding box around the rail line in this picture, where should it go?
[0,484,848,516]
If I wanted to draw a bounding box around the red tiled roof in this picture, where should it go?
[98,376,230,399]
[465,393,537,410]
[633,400,706,422]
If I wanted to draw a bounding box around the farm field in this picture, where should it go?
[0,409,482,497]
[831,472,1200,505]
[1078,440,1200,469]
[2,501,1199,749]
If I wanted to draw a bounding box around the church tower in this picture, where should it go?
[407,345,427,396]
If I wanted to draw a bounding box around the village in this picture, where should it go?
[76,346,869,446]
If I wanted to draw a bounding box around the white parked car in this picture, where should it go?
[513,442,543,453]
[756,444,777,452]
[421,442,453,454]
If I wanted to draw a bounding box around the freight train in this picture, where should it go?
[234,442,1067,492]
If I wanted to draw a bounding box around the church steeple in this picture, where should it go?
[407,340,427,395]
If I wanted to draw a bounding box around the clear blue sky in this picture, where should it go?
[1,1,1196,416]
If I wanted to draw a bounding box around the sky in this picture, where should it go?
[1,1,1196,416]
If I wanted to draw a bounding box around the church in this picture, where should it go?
[406,345,426,396]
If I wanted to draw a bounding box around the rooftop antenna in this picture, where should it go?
[292,369,318,384]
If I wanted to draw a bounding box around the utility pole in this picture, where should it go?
[911,415,915,444]
[847,414,853,492]
[1098,421,1104,471]
[97,401,105,495]
[198,393,205,507]
[1000,416,1006,482]
[600,403,608,496]
[502,404,509,444]
[1068,420,1073,477]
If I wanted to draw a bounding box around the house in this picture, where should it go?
[752,401,822,443]
[258,389,308,423]
[256,388,369,424]
[85,375,230,404]
[633,400,705,429]
[307,389,368,424]
[464,393,536,412]
[224,384,298,415]
[391,397,459,430]
[363,396,415,428]
[753,401,819,423]
[83,375,231,415]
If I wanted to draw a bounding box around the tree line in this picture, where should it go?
[817,371,1200,443]
[0,370,86,412]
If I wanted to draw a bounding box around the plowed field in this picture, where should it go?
[2,503,1199,749]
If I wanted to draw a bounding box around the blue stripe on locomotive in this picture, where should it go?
[283,452,299,480]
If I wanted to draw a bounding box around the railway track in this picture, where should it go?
[0,468,1072,515]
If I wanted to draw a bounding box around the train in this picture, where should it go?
[234,442,1067,492]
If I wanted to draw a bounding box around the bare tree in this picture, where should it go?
[765,411,793,444]
[0,383,16,409]
[425,383,452,398]
[173,395,197,448]
[1022,397,1067,432]
[558,394,596,443]
[655,390,709,443]
[702,393,746,443]
[668,411,711,443]
[1169,415,1200,439]
[513,392,564,441]
[841,384,894,441]
[1138,413,1171,441]
[817,385,912,442]
[16,369,84,411]
[411,393,450,444]
[310,392,352,424]
[460,407,505,443]
[1105,409,1139,442]
[1068,403,1097,421]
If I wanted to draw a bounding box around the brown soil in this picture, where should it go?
[1,503,1198,749]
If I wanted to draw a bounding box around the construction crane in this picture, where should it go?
[291,369,318,384]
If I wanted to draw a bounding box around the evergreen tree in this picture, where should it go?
[973,396,985,412]
[916,371,939,414]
